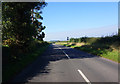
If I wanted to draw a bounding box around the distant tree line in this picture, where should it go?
[70,37,98,44]
[69,31,119,44]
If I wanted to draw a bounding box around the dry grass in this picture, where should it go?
[68,42,73,45]
[56,42,85,47]
[110,41,119,50]
[75,43,85,46]
[55,42,67,45]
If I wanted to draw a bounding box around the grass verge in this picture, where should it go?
[2,42,50,82]
[55,42,119,63]
[75,46,118,63]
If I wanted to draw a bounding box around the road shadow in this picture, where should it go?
[8,44,68,83]
[60,45,99,59]
[7,43,112,83]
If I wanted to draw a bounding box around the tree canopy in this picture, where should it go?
[2,2,47,47]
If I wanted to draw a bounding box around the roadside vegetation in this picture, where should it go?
[2,2,49,82]
[55,31,120,63]
[3,41,49,82]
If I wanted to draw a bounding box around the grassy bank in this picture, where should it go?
[2,41,50,82]
[55,41,119,63]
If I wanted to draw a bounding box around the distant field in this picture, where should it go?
[55,41,68,45]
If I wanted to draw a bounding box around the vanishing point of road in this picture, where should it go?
[12,44,118,84]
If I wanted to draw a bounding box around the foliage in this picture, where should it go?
[2,4,48,82]
[2,2,47,45]
[69,35,119,45]
[70,37,98,43]
[2,41,49,82]
[2,2,47,60]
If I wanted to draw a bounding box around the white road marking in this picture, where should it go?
[78,69,91,84]
[56,45,91,84]
[57,46,70,59]
[62,51,70,59]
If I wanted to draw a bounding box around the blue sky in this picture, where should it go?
[41,2,118,41]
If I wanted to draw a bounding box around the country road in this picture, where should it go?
[12,44,118,83]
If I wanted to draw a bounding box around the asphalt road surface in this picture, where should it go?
[11,44,118,84]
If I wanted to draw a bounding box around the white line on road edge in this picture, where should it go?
[78,69,91,84]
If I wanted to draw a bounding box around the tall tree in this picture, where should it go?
[2,2,47,54]
[2,2,47,45]
[32,8,46,41]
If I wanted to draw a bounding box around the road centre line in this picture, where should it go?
[62,51,70,59]
[78,69,91,84]
[57,45,91,84]
[57,46,70,59]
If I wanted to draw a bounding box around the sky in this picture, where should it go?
[45,0,119,2]
[41,2,118,41]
